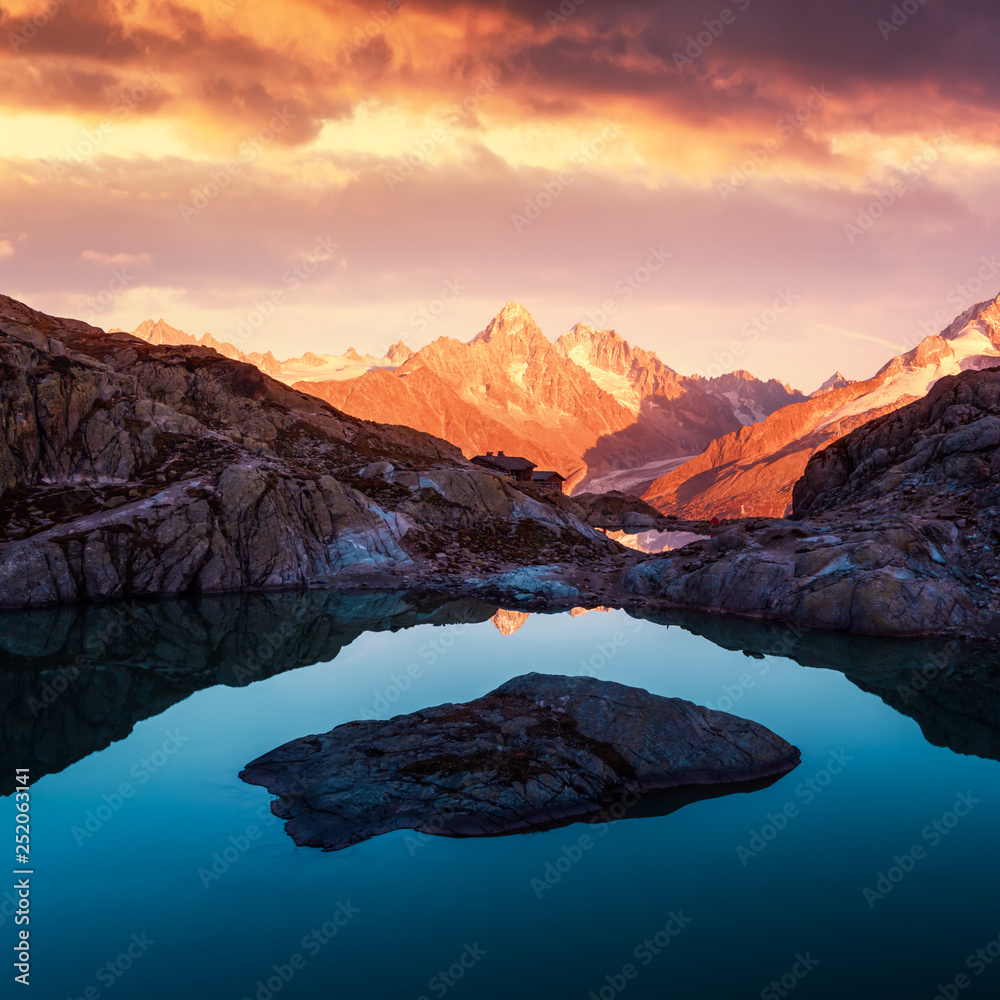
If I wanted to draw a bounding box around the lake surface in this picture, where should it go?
[2,592,998,1000]
[605,529,711,553]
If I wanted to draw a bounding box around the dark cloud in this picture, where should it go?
[3,0,997,138]
[199,79,347,145]
[412,1,1000,127]
[3,0,998,389]
[556,0,1000,115]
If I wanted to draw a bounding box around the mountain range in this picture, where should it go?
[4,290,999,639]
[123,293,1000,518]
[126,318,414,383]
[126,303,804,494]
[644,295,1000,518]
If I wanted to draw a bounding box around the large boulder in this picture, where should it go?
[240,672,800,850]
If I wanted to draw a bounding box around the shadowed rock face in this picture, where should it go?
[240,673,800,851]
[643,607,1000,763]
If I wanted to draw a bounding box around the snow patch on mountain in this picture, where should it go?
[507,361,528,389]
[818,322,1000,430]
[719,390,767,425]
[278,354,399,385]
[564,342,642,413]
[584,455,696,495]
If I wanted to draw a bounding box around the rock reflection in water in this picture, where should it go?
[2,592,999,797]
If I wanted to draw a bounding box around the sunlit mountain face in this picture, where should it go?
[4,0,1000,390]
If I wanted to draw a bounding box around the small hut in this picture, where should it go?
[470,451,537,483]
[531,471,566,490]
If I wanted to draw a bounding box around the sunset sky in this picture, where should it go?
[2,0,999,391]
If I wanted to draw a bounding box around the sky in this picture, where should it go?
[2,0,999,392]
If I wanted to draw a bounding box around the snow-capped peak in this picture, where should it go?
[473,301,539,343]
[812,371,853,396]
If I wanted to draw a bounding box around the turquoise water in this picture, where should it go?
[2,595,999,1000]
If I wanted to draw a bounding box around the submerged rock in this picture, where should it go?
[240,672,800,851]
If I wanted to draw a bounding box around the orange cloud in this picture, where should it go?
[3,0,1000,393]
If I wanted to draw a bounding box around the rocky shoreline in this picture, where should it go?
[1,294,998,639]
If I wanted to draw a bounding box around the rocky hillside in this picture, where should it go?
[624,366,1000,637]
[643,296,1000,518]
[306,303,801,490]
[0,294,637,609]
[792,366,1000,520]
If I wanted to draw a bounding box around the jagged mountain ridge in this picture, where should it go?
[643,294,1000,519]
[298,303,803,491]
[554,324,805,423]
